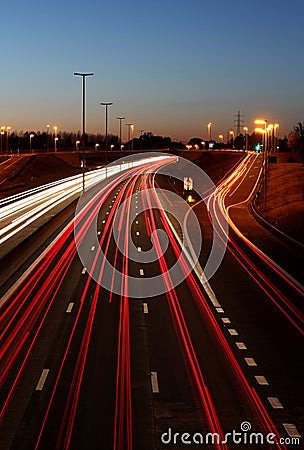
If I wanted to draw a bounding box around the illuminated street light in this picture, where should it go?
[74,71,95,191]
[218,134,223,149]
[254,118,268,211]
[95,143,99,150]
[46,124,50,151]
[126,123,134,149]
[30,133,34,153]
[6,126,11,153]
[243,126,248,150]
[208,122,212,141]
[117,117,125,148]
[229,130,234,148]
[274,123,279,152]
[100,102,113,153]
[76,140,80,151]
[53,126,58,152]
[1,130,5,154]
[130,124,135,151]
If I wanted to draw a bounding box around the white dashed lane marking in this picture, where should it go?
[151,372,159,393]
[267,397,283,409]
[66,302,74,313]
[255,375,269,385]
[35,369,50,391]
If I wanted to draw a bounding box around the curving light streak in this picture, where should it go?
[148,171,288,449]
[0,155,173,247]
[0,152,293,450]
[203,153,304,334]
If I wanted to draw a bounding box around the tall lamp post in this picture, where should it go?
[218,134,223,149]
[74,71,95,191]
[126,123,134,149]
[254,119,268,211]
[207,122,212,141]
[1,130,5,154]
[6,126,11,154]
[131,124,135,150]
[100,102,113,162]
[53,126,58,152]
[243,126,248,150]
[117,117,125,149]
[229,130,234,149]
[46,124,50,151]
[30,133,34,153]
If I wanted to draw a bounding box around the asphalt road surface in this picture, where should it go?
[0,152,302,450]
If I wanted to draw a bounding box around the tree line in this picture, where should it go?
[1,124,303,158]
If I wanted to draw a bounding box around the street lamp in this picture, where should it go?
[46,124,50,151]
[229,130,234,148]
[117,117,125,149]
[274,123,279,153]
[74,71,95,191]
[6,126,11,153]
[254,118,268,210]
[218,134,223,149]
[208,122,212,141]
[130,124,135,150]
[243,126,248,150]
[53,126,58,152]
[126,123,132,141]
[1,130,5,154]
[76,140,80,151]
[95,143,99,150]
[30,133,34,153]
[100,102,113,161]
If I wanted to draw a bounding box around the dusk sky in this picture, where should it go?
[1,0,303,142]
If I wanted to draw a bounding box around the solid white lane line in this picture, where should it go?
[267,397,283,409]
[221,317,231,324]
[139,269,144,276]
[143,303,149,314]
[245,357,257,366]
[35,369,50,391]
[228,329,238,335]
[151,372,159,393]
[255,375,269,385]
[282,423,302,438]
[66,302,74,313]
[236,342,247,350]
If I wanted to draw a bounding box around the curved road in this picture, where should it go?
[0,153,302,450]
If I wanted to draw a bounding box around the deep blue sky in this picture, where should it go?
[1,0,303,141]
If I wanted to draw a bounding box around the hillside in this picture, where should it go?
[255,160,304,243]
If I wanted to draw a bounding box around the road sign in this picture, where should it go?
[184,177,193,191]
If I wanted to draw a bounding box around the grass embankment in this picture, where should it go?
[256,156,304,243]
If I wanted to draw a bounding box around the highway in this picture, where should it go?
[0,152,302,449]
